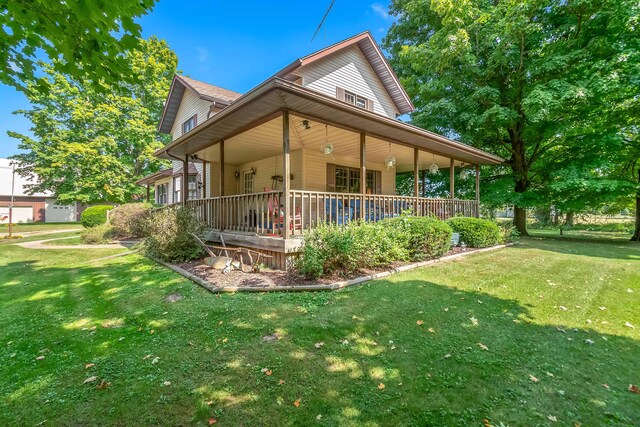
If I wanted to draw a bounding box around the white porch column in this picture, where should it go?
[360,133,366,220]
[414,148,419,215]
[182,155,189,205]
[282,110,291,239]
[475,164,480,218]
[219,140,225,231]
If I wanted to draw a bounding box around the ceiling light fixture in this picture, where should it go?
[429,153,439,174]
[384,143,396,170]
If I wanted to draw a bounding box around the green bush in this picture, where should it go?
[497,221,519,243]
[298,216,452,279]
[381,216,452,260]
[141,206,204,262]
[81,223,116,244]
[81,205,113,228]
[109,202,152,238]
[447,217,502,247]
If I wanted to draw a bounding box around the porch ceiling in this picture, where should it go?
[157,78,503,166]
[193,115,458,172]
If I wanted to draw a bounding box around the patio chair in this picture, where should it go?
[266,193,301,234]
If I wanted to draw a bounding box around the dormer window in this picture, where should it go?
[182,115,197,134]
[337,87,374,111]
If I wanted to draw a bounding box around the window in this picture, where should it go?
[173,176,181,203]
[344,90,369,110]
[156,183,168,204]
[181,115,197,134]
[327,164,381,194]
[242,170,254,194]
[188,175,198,200]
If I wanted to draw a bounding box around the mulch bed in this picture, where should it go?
[176,246,472,290]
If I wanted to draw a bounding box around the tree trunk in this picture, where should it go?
[510,130,530,236]
[565,211,574,227]
[632,169,640,241]
[514,207,528,236]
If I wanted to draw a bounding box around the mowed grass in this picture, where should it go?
[0,233,638,426]
[1,222,82,234]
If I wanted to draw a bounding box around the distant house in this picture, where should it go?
[136,31,503,268]
[0,158,80,223]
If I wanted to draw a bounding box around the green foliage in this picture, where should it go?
[384,0,639,233]
[109,203,153,238]
[381,216,453,260]
[80,223,116,244]
[447,217,502,248]
[9,37,177,204]
[0,0,157,93]
[299,217,452,279]
[141,206,204,262]
[81,205,113,228]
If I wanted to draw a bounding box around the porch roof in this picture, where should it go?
[155,77,504,166]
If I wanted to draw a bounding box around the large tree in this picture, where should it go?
[1,0,157,93]
[384,0,639,235]
[9,37,177,204]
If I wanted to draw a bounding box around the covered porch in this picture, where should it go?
[157,77,502,265]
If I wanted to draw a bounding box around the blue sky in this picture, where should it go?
[0,0,395,158]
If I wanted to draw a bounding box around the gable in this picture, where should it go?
[297,45,400,119]
[169,89,213,141]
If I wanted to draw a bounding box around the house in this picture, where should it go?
[137,31,504,268]
[0,158,81,223]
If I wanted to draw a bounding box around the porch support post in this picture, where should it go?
[414,148,419,215]
[421,170,427,198]
[449,158,455,217]
[475,164,480,218]
[202,159,208,223]
[182,156,189,205]
[219,140,225,231]
[282,110,291,239]
[146,184,150,203]
[360,133,366,220]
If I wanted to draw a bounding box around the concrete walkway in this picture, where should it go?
[16,236,138,250]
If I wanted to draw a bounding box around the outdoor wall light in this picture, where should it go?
[323,144,334,155]
[190,154,199,160]
[302,120,311,130]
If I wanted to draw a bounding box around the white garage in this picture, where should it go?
[0,206,34,223]
[45,199,77,222]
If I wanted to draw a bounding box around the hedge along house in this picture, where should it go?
[139,31,503,269]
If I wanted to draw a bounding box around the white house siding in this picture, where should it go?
[170,89,213,141]
[236,150,304,193]
[298,45,400,119]
[303,149,396,195]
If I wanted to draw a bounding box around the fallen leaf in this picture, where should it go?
[294,399,301,407]
[276,397,284,405]
[585,339,595,345]
[629,384,640,394]
[470,317,479,326]
[443,353,452,359]
[85,363,95,369]
[378,383,385,390]
[314,342,324,349]
[558,306,568,311]
[222,338,229,343]
[208,418,217,425]
[83,376,97,384]
[341,339,349,345]
[96,380,110,390]
[36,355,45,361]
[477,343,489,351]
[206,400,213,406]
[150,329,155,334]
[529,374,539,383]
[218,321,223,326]
[151,357,159,364]
[143,354,152,360]
[427,328,435,333]
[163,381,171,386]
[443,308,449,312]
[548,415,557,422]
[598,306,606,311]
[279,379,285,385]
[265,370,273,376]
[602,384,610,389]
[118,337,125,341]
[416,320,424,326]
[546,372,554,377]
[390,345,396,350]
[316,414,322,420]
[624,322,635,329]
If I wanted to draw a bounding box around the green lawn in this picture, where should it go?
[1,232,638,426]
[1,222,82,234]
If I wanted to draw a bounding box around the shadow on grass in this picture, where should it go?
[0,255,638,426]
[517,235,640,260]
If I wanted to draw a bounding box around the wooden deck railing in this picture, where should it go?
[184,191,478,237]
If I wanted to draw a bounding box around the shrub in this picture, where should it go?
[109,203,152,238]
[81,205,113,228]
[447,217,502,247]
[81,223,116,244]
[381,216,452,260]
[497,220,519,243]
[141,206,204,262]
[298,216,452,279]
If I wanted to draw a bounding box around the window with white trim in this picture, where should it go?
[344,90,368,109]
[188,175,198,200]
[156,183,168,204]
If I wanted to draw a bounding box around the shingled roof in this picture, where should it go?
[158,75,242,134]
